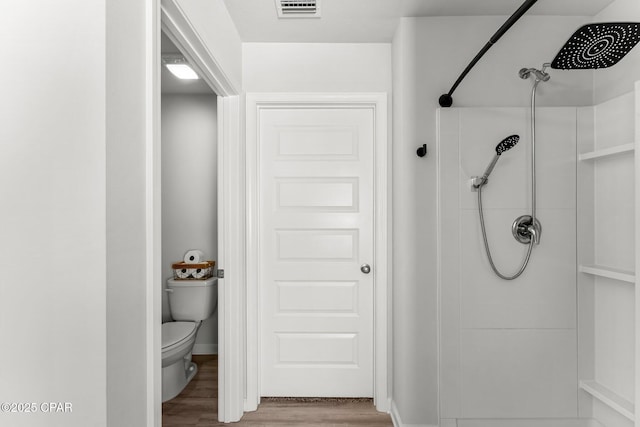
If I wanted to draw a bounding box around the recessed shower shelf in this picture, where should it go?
[578,143,635,161]
[579,380,635,421]
[578,264,635,283]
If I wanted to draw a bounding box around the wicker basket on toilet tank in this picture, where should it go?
[171,261,215,280]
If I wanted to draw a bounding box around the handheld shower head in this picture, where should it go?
[551,22,640,69]
[495,134,520,155]
[474,135,520,188]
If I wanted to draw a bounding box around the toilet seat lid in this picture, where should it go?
[162,321,196,349]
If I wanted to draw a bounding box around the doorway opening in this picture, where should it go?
[156,1,243,424]
[160,28,220,425]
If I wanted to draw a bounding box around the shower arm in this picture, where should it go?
[438,0,538,108]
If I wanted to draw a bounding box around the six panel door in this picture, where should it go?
[259,107,374,397]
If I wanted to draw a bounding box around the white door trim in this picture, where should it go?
[160,0,238,97]
[145,1,162,425]
[215,94,244,423]
[245,93,391,412]
[154,1,244,424]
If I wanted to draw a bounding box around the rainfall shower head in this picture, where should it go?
[550,22,640,70]
[495,134,520,155]
[474,135,520,188]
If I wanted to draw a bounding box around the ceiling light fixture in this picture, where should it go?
[162,55,199,80]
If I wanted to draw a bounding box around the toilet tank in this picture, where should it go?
[167,277,218,321]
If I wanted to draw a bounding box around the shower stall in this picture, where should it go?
[430,17,640,427]
[436,78,639,427]
[388,5,640,425]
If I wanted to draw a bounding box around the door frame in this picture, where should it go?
[245,93,391,413]
[153,0,244,424]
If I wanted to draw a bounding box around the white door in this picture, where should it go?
[259,107,374,397]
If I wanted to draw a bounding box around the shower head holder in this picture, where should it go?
[519,65,551,82]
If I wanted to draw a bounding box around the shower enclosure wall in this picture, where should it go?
[437,83,640,427]
[438,106,579,425]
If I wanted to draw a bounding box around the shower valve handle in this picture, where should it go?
[527,224,540,245]
[512,215,542,245]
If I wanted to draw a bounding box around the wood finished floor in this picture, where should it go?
[162,355,393,426]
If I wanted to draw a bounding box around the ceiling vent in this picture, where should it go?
[276,0,321,18]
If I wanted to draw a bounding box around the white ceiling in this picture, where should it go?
[401,0,615,17]
[161,0,617,93]
[223,0,616,43]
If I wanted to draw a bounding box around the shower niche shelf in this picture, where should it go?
[576,85,639,427]
[578,142,635,161]
[578,264,635,283]
[579,380,635,421]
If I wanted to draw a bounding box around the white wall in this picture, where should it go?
[0,1,107,426]
[391,18,439,427]
[412,16,594,109]
[392,15,592,425]
[243,43,392,92]
[161,94,218,352]
[593,0,640,103]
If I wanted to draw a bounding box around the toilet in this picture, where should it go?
[162,277,217,402]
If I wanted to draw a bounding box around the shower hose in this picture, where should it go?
[477,186,534,280]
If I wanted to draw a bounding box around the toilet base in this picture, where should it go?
[162,359,198,402]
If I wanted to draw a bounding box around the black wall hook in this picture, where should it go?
[417,144,427,157]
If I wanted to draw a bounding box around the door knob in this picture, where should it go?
[360,264,371,274]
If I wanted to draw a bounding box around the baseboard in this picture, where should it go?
[390,400,438,427]
[392,413,601,427]
[455,419,603,427]
[387,403,600,427]
[193,343,218,354]
[390,401,401,427]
